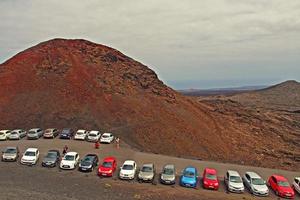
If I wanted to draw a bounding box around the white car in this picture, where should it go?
[0,130,11,140]
[21,148,39,165]
[60,152,80,170]
[225,170,244,193]
[100,133,114,143]
[119,160,137,180]
[87,130,101,142]
[293,177,300,194]
[74,129,88,140]
[27,128,43,140]
[8,129,27,140]
[242,172,269,196]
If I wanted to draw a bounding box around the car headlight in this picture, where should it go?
[214,182,218,186]
[204,181,208,184]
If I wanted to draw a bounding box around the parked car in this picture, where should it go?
[180,166,198,188]
[242,172,269,196]
[292,177,300,194]
[27,128,43,140]
[74,129,88,140]
[59,128,74,139]
[0,130,11,141]
[1,147,19,162]
[160,164,176,185]
[202,168,219,190]
[119,160,137,180]
[60,152,80,170]
[43,129,59,139]
[21,148,39,165]
[224,170,244,193]
[138,163,155,182]
[98,157,117,177]
[268,175,295,199]
[100,133,114,143]
[79,154,98,172]
[8,129,26,140]
[87,130,101,142]
[42,150,60,167]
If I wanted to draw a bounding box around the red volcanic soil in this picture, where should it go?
[0,39,299,170]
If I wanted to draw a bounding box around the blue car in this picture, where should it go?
[180,166,198,188]
[59,128,74,139]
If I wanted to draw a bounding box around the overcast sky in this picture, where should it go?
[0,0,300,89]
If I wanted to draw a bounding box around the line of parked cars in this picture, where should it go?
[0,129,115,143]
[1,146,299,199]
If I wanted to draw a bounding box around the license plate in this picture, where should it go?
[102,173,107,176]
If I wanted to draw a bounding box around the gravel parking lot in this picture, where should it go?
[0,138,299,200]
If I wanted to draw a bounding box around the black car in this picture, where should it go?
[78,154,98,172]
[59,128,74,139]
[42,150,60,167]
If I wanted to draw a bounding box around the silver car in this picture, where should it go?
[8,129,27,140]
[138,163,155,182]
[160,164,176,185]
[242,172,269,196]
[27,128,43,140]
[2,147,20,162]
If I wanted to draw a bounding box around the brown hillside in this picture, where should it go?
[0,39,299,170]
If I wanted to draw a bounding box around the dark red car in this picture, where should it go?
[202,168,219,190]
[268,175,295,199]
[98,157,117,177]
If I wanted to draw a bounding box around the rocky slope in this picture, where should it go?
[0,39,299,170]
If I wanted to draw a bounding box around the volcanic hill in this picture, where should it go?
[0,39,299,170]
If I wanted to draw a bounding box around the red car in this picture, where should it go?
[268,175,295,199]
[202,168,219,190]
[98,157,117,177]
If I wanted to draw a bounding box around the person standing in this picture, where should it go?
[115,137,120,149]
[62,145,68,155]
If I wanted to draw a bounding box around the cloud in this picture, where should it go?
[0,0,300,88]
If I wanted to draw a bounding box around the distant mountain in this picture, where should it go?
[179,85,267,96]
[229,80,300,111]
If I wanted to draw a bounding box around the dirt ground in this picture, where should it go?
[0,138,299,200]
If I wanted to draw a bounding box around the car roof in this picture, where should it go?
[142,163,154,168]
[164,164,175,169]
[227,170,241,176]
[48,149,59,153]
[102,133,112,135]
[184,166,196,172]
[89,130,99,133]
[0,130,10,132]
[29,128,41,131]
[246,171,261,179]
[103,157,116,162]
[77,129,86,132]
[65,152,78,156]
[11,129,22,132]
[272,174,288,181]
[26,148,38,151]
[123,160,135,165]
[204,168,217,174]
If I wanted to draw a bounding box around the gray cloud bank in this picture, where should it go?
[0,0,300,89]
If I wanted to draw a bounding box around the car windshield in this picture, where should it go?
[102,161,112,168]
[122,164,133,170]
[230,176,242,183]
[183,170,195,178]
[102,135,109,138]
[5,148,17,153]
[77,132,84,135]
[83,156,93,162]
[89,133,97,137]
[252,178,265,185]
[28,131,36,134]
[206,173,217,180]
[46,152,57,158]
[25,151,35,156]
[278,181,290,187]
[45,130,52,133]
[142,166,153,172]
[64,155,74,161]
[10,132,18,135]
[163,168,174,175]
